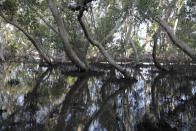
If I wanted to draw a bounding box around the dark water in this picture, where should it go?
[0,63,196,131]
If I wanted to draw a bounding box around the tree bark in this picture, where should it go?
[47,0,89,71]
[155,18,196,61]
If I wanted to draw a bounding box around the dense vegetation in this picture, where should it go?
[0,0,195,76]
[0,1,196,130]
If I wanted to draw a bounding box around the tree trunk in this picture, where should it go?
[47,0,89,71]
[0,42,4,61]
[125,18,139,64]
[173,0,184,34]
[171,0,185,58]
[155,18,196,61]
[0,21,5,61]
[78,13,133,78]
[142,23,159,49]
[152,34,168,72]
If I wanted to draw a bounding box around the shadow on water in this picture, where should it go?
[0,62,196,131]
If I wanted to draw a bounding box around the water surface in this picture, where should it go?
[0,63,196,131]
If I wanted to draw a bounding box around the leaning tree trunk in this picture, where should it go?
[47,0,89,71]
[78,11,132,78]
[155,18,196,61]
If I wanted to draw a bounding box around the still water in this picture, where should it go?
[0,62,196,131]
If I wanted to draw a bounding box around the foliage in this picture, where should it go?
[1,0,19,18]
[0,0,195,62]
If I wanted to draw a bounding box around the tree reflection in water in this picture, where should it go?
[0,63,196,131]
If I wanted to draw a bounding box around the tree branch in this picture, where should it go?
[0,13,51,63]
[28,5,59,34]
